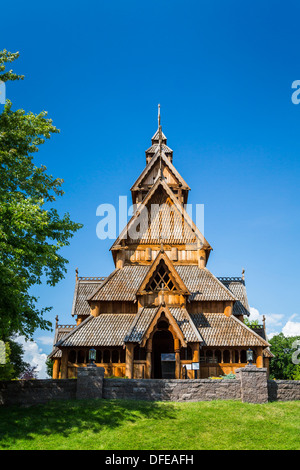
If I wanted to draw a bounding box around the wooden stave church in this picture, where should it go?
[49,109,273,380]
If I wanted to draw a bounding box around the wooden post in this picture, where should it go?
[52,358,61,379]
[146,338,152,379]
[61,350,68,379]
[198,249,206,269]
[90,302,100,317]
[174,338,181,379]
[125,343,134,379]
[190,343,199,379]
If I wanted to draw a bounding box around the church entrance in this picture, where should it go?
[152,328,175,378]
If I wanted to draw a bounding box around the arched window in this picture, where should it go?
[112,350,119,363]
[134,345,146,361]
[240,349,247,363]
[77,350,85,364]
[96,349,102,363]
[68,350,76,363]
[215,349,222,363]
[103,350,110,363]
[223,350,230,363]
[120,349,126,363]
[234,350,239,363]
[180,346,193,360]
[206,350,213,363]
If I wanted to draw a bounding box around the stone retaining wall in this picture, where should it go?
[268,379,300,402]
[103,378,241,401]
[0,379,77,406]
[1,366,300,406]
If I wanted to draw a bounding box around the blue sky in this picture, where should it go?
[1,0,300,375]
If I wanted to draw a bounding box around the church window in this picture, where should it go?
[146,261,176,292]
[112,350,119,363]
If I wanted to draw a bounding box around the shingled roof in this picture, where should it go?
[218,277,250,316]
[90,266,150,301]
[89,264,236,303]
[54,309,269,350]
[111,178,211,248]
[48,324,75,358]
[191,313,269,347]
[71,277,105,317]
[125,306,202,344]
[176,266,237,302]
[57,314,136,348]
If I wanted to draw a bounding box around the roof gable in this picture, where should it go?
[137,251,190,295]
[131,150,190,191]
[71,277,105,317]
[111,178,211,248]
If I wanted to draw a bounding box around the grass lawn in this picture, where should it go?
[0,399,299,450]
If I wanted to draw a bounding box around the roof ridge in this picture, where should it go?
[55,315,94,348]
[173,306,203,343]
[231,315,270,347]
[218,276,245,284]
[203,268,237,302]
[88,268,119,301]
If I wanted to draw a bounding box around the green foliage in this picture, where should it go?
[0,342,15,380]
[292,365,300,381]
[0,50,24,82]
[221,373,236,379]
[0,50,82,339]
[46,358,53,378]
[0,337,30,380]
[269,333,300,380]
[244,318,260,328]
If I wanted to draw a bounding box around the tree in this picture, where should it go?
[0,50,82,339]
[269,333,300,380]
[0,342,15,380]
[19,365,38,380]
[46,358,53,378]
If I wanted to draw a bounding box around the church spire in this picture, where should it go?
[158,104,163,180]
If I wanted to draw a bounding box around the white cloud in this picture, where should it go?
[249,307,262,322]
[282,321,300,337]
[267,331,280,340]
[15,336,48,379]
[249,307,300,339]
[266,313,284,326]
[36,336,54,346]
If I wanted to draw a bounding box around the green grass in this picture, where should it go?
[0,399,299,450]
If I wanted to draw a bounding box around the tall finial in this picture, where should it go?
[158,104,163,179]
[242,268,245,281]
[158,103,161,127]
[75,267,79,281]
[55,315,59,328]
